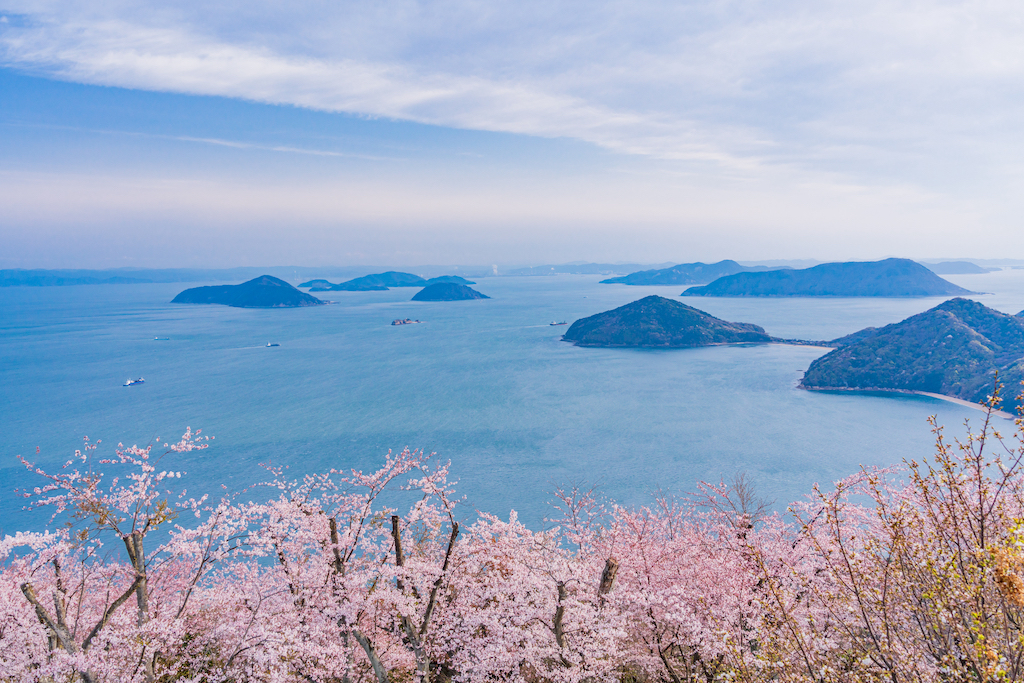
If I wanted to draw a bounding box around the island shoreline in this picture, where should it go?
[802,385,1017,420]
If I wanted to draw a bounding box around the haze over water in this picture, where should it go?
[3,269,1024,534]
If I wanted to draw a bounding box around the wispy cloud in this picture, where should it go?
[0,17,746,166]
[1,119,396,159]
[11,0,1021,184]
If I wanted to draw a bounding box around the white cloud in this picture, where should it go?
[3,0,1022,186]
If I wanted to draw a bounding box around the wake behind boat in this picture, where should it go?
[123,377,145,386]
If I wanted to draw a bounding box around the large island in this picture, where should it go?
[801,298,1024,410]
[562,295,773,347]
[172,275,325,308]
[683,258,972,297]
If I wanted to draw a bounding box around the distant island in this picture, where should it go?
[299,271,427,291]
[1,270,153,286]
[600,260,784,285]
[801,298,1024,411]
[562,295,773,347]
[172,275,325,308]
[425,275,476,285]
[923,261,992,275]
[506,263,673,276]
[682,258,973,297]
[412,283,490,301]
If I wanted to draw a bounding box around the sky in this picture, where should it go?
[1,0,1022,268]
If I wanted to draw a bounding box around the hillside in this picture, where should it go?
[172,275,326,308]
[683,258,972,297]
[801,298,1024,409]
[562,295,773,347]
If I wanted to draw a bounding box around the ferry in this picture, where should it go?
[123,377,145,386]
[549,321,568,326]
[266,342,280,347]
[392,319,424,325]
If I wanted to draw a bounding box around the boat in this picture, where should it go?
[266,342,280,347]
[392,319,424,325]
[550,321,568,326]
[154,337,169,340]
[123,377,145,386]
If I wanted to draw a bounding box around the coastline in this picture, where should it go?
[803,385,1017,420]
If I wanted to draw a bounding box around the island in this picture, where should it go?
[600,260,783,285]
[298,271,427,291]
[801,298,1024,411]
[172,275,326,308]
[425,275,476,285]
[562,295,773,347]
[923,261,991,275]
[411,283,490,301]
[298,279,333,288]
[682,258,973,297]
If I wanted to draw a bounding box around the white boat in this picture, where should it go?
[123,377,145,386]
[266,342,280,347]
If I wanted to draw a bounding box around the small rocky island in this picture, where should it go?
[562,295,773,347]
[683,258,972,297]
[172,275,325,308]
[412,283,490,301]
[600,260,781,285]
[801,298,1024,410]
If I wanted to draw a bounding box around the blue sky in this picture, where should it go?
[1,0,1022,268]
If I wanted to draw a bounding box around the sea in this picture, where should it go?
[3,270,1024,535]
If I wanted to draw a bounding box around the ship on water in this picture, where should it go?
[123,377,145,386]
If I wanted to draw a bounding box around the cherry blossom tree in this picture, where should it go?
[3,384,1024,683]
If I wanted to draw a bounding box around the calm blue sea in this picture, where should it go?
[3,270,1024,534]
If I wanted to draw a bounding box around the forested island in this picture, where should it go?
[172,275,325,308]
[563,295,773,347]
[599,259,781,285]
[683,258,972,297]
[412,283,490,301]
[801,298,1024,410]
